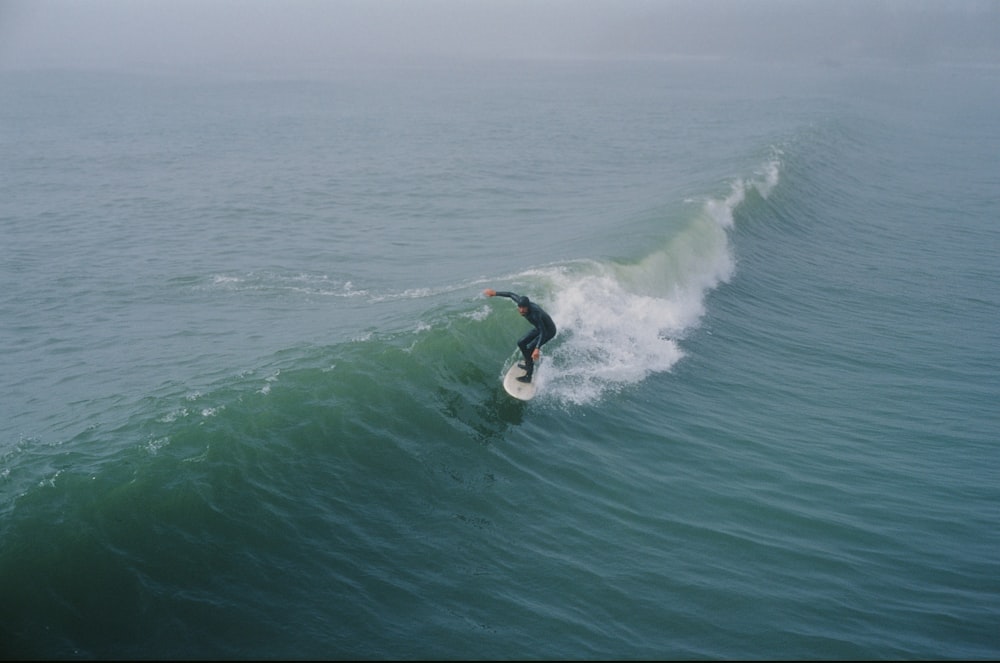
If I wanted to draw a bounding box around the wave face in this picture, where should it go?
[2,61,999,659]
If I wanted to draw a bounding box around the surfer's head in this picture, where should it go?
[517,296,530,314]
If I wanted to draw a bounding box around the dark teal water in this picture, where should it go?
[2,60,998,659]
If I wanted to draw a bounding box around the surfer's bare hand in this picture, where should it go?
[483,288,496,297]
[532,348,541,361]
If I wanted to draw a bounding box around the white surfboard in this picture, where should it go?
[502,360,538,401]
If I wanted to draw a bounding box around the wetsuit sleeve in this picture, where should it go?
[493,291,521,303]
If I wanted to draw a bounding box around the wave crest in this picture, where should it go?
[530,156,781,405]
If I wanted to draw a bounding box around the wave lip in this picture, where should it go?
[520,156,781,406]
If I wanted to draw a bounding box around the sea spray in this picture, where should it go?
[526,157,782,405]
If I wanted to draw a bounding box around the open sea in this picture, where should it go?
[2,57,999,659]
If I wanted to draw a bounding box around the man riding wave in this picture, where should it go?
[483,289,557,383]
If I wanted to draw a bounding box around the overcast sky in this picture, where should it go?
[1,0,998,73]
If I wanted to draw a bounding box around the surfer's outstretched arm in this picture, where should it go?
[483,288,521,303]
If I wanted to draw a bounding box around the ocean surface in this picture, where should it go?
[2,57,998,659]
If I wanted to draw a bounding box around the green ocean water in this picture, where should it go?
[2,60,998,658]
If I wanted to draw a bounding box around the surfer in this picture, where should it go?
[483,289,557,383]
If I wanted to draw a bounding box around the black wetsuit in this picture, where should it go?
[494,291,557,378]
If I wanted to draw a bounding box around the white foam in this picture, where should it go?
[462,304,492,322]
[531,157,780,405]
[258,370,279,395]
[145,436,170,454]
[539,262,689,406]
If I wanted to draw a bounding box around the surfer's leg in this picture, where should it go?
[517,330,540,375]
[518,329,554,382]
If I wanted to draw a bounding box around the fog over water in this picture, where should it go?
[2,0,998,74]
